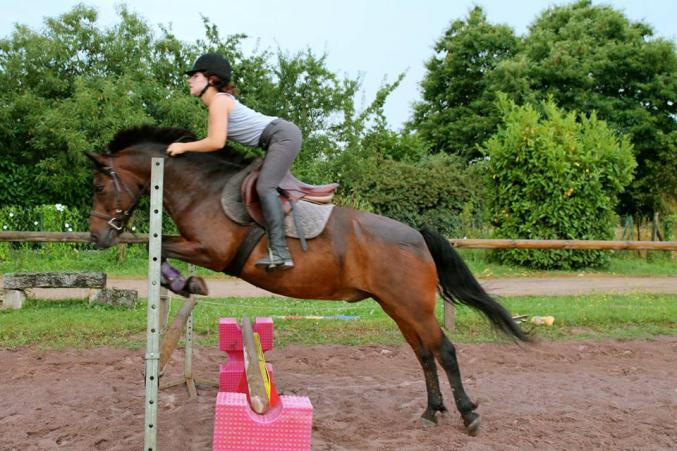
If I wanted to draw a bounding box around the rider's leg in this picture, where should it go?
[255,120,302,270]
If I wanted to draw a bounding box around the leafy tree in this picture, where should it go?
[409,6,520,160]
[522,0,677,218]
[484,97,636,269]
[0,6,396,211]
[412,0,676,220]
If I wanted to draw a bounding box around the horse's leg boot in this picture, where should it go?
[161,260,209,297]
[255,191,294,270]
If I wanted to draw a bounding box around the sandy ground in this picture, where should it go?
[3,275,676,301]
[1,337,676,450]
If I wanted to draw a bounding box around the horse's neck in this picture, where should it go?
[159,163,209,215]
[126,149,241,238]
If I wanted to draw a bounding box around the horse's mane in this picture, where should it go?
[106,125,255,171]
[107,125,195,153]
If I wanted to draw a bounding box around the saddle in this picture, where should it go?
[241,160,338,227]
[220,158,338,276]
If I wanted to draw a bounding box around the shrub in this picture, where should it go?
[337,152,487,237]
[484,96,636,269]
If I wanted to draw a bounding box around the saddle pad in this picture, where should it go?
[221,161,335,240]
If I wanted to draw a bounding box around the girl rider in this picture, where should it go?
[166,53,300,271]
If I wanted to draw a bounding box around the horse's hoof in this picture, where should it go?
[417,415,437,428]
[187,276,209,295]
[465,416,480,436]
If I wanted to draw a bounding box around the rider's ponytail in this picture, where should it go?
[208,74,239,96]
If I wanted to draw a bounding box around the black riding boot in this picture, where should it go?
[255,191,294,270]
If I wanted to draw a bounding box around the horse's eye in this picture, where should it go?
[95,185,104,193]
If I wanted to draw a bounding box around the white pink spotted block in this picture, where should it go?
[212,392,313,451]
[213,317,313,451]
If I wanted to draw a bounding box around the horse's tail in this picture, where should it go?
[420,227,530,342]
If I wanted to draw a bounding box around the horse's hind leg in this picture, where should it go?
[385,311,447,423]
[378,297,480,434]
[438,333,480,435]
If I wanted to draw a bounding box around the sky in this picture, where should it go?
[1,0,675,130]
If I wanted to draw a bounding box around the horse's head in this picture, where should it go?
[85,151,147,249]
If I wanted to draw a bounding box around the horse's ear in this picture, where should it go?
[85,152,106,170]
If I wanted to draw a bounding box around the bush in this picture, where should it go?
[335,152,487,237]
[484,96,636,269]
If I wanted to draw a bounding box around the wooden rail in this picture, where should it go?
[1,231,676,251]
[0,231,147,243]
[448,238,677,251]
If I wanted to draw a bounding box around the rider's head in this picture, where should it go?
[185,53,234,97]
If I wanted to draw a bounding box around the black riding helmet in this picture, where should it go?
[185,53,232,83]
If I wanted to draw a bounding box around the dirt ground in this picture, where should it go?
[6,275,676,301]
[1,337,676,450]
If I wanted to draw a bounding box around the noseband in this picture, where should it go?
[90,154,147,232]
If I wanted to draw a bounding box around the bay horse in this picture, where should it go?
[86,125,528,435]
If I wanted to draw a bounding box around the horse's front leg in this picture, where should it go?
[159,236,212,297]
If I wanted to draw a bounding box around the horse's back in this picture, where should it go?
[331,207,430,258]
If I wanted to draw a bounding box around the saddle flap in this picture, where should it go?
[221,158,335,240]
[241,162,337,226]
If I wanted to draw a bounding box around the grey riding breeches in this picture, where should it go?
[256,119,302,197]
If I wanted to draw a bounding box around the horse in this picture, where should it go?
[86,125,529,435]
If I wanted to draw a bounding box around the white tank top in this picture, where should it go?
[217,93,277,146]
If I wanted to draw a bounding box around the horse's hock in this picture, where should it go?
[1,272,137,309]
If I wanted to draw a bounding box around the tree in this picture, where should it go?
[522,0,677,218]
[484,97,636,269]
[411,1,676,220]
[409,6,520,160]
[0,6,396,211]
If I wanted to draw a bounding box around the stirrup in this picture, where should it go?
[255,248,294,271]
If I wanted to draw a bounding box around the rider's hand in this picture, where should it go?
[166,143,186,157]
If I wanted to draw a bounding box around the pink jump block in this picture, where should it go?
[219,317,273,353]
[219,361,275,394]
[213,392,313,451]
[218,317,274,393]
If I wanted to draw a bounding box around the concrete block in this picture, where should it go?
[4,272,106,289]
[89,288,138,308]
[2,289,26,310]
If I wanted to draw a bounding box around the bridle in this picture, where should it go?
[89,154,148,232]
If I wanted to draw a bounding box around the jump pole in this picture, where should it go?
[160,264,219,396]
[144,157,164,451]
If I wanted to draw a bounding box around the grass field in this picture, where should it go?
[1,245,676,278]
[1,293,675,350]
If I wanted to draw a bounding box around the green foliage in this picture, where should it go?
[522,0,677,217]
[410,6,520,159]
[484,97,636,269]
[0,6,399,214]
[0,204,88,260]
[411,1,676,218]
[327,125,486,236]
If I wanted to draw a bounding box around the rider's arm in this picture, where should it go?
[167,95,232,155]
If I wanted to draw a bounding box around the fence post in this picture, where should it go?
[144,157,164,451]
[443,302,455,332]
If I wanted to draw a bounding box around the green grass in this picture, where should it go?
[1,246,676,278]
[1,293,675,350]
[456,248,677,277]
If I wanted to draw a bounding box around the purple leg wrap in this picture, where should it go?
[161,261,188,293]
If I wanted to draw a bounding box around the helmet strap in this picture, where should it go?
[198,81,211,98]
